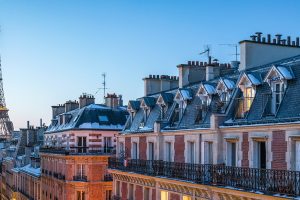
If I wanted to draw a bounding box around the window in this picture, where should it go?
[116,181,120,196]
[161,191,168,200]
[165,142,172,162]
[187,141,195,164]
[76,164,86,177]
[77,137,87,153]
[295,141,300,171]
[99,115,109,122]
[77,191,85,200]
[104,137,112,153]
[253,141,266,169]
[148,142,154,160]
[273,82,285,113]
[244,87,255,112]
[144,188,150,200]
[132,142,138,159]
[119,142,124,155]
[226,142,237,167]
[128,184,134,200]
[204,142,213,164]
[105,190,112,200]
[183,196,192,200]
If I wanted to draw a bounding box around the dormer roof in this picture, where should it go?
[128,100,141,111]
[175,89,192,101]
[197,83,216,96]
[238,72,262,87]
[216,78,236,92]
[141,97,156,108]
[264,65,295,83]
[157,93,174,105]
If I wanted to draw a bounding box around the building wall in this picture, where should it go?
[44,130,117,150]
[40,154,112,200]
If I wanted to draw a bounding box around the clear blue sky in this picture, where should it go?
[0,0,300,129]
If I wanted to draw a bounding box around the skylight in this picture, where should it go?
[99,115,109,122]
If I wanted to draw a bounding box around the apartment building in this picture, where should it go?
[109,33,300,200]
[40,93,128,200]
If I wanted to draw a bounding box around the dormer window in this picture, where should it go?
[216,78,235,106]
[236,73,261,118]
[127,100,141,122]
[273,82,285,113]
[264,65,293,115]
[157,93,174,120]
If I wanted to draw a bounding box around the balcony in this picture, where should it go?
[40,146,116,156]
[112,195,121,200]
[73,175,87,182]
[109,158,300,197]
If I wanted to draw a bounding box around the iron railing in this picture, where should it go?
[112,195,121,200]
[108,158,300,197]
[40,146,116,155]
[73,175,87,182]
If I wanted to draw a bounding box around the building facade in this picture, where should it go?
[40,93,128,200]
[109,33,300,200]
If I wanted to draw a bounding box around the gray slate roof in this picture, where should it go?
[123,55,300,133]
[46,104,128,133]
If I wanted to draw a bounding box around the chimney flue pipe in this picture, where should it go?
[255,32,262,42]
[275,34,282,44]
[287,36,291,46]
[267,34,271,43]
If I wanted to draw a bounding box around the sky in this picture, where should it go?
[0,0,300,129]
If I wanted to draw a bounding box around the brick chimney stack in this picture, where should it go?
[79,93,95,108]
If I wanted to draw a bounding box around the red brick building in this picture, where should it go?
[109,33,300,200]
[41,94,128,200]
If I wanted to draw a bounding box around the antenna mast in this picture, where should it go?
[101,73,107,103]
[219,44,239,61]
[199,45,212,64]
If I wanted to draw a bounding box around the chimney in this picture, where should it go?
[143,74,178,96]
[267,34,271,43]
[255,32,262,42]
[65,100,79,112]
[239,33,300,71]
[105,93,120,108]
[275,34,282,44]
[27,121,30,129]
[79,94,95,108]
[206,64,220,81]
[177,61,206,88]
[40,119,42,127]
[52,104,65,118]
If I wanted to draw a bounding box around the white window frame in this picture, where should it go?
[165,142,173,162]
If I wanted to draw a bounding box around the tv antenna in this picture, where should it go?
[95,73,108,103]
[199,45,212,63]
[219,44,239,61]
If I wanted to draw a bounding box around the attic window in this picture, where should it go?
[99,115,109,122]
[236,87,255,119]
[272,82,285,114]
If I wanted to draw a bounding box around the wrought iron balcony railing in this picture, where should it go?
[108,158,300,197]
[40,146,116,155]
[73,175,87,182]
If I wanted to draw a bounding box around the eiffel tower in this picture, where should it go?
[0,58,13,139]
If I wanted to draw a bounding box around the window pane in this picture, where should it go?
[160,191,168,200]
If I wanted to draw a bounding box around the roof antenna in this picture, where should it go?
[199,45,212,64]
[219,44,239,61]
[95,73,108,104]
